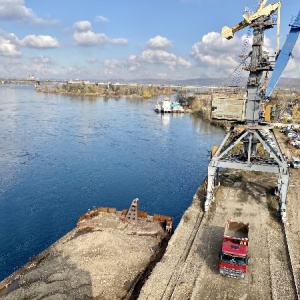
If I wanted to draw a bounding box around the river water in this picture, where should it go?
[0,85,224,281]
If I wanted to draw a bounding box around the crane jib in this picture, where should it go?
[265,10,300,98]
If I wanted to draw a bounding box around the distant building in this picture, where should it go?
[67,79,95,85]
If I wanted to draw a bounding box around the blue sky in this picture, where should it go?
[0,0,299,80]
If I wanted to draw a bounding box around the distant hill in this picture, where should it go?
[276,78,300,89]
[5,76,299,89]
[104,77,300,89]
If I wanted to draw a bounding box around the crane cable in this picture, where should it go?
[221,0,263,90]
[220,25,252,90]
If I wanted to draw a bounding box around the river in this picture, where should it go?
[0,85,224,281]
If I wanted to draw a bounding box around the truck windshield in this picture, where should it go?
[220,253,247,266]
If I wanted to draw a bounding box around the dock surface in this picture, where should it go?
[138,170,299,300]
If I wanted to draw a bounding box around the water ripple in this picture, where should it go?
[0,86,225,280]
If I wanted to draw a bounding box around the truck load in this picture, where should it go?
[219,220,249,279]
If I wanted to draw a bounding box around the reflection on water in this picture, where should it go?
[161,113,171,127]
[0,85,225,281]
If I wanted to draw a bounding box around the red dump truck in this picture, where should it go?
[219,220,249,279]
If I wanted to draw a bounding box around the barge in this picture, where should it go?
[0,198,173,300]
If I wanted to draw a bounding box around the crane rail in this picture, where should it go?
[158,196,299,300]
[160,210,206,300]
[282,224,300,300]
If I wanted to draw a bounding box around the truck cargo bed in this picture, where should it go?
[224,221,249,239]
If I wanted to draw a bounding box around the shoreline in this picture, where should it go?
[35,83,177,99]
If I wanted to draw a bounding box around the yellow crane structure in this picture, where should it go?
[221,0,281,53]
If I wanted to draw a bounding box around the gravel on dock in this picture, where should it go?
[0,212,167,300]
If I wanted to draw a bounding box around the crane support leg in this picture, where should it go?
[276,171,289,222]
[204,128,234,211]
[205,126,290,222]
[205,165,218,211]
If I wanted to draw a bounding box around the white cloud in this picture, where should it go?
[0,30,19,44]
[127,49,191,71]
[111,38,128,44]
[73,31,110,46]
[32,55,53,64]
[20,35,59,48]
[192,32,241,57]
[134,49,176,68]
[73,21,128,46]
[0,37,21,57]
[95,15,109,23]
[189,31,288,79]
[0,58,60,79]
[64,65,90,79]
[147,36,172,49]
[33,18,60,26]
[178,57,192,68]
[86,57,98,64]
[283,59,298,78]
[292,39,300,58]
[141,49,173,68]
[0,0,33,20]
[73,21,92,32]
[190,32,247,75]
[0,0,59,24]
[0,30,59,55]
[127,55,141,72]
[156,72,168,79]
[123,35,191,72]
[101,35,191,76]
[103,59,123,68]
[281,39,300,78]
[103,59,125,75]
[0,30,20,57]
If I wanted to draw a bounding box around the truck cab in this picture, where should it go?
[219,220,249,279]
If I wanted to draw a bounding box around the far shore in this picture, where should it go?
[35,82,179,99]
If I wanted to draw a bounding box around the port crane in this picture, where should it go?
[205,0,290,222]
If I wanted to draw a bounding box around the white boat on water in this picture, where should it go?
[153,97,184,113]
[160,97,172,113]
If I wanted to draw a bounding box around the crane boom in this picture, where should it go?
[222,1,281,46]
[265,10,300,98]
